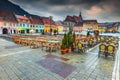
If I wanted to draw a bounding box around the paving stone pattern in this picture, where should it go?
[0,38,116,80]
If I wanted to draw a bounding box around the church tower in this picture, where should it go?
[79,11,83,22]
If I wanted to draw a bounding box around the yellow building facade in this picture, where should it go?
[44,24,50,32]
[57,26,64,32]
[83,20,98,31]
[44,24,57,32]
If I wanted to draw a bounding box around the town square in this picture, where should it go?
[0,0,120,80]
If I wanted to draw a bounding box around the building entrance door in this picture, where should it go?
[3,28,8,34]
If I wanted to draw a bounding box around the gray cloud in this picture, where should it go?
[9,0,120,22]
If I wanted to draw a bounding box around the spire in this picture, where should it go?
[79,11,81,16]
[79,11,83,22]
[80,12,81,15]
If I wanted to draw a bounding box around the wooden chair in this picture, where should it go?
[88,40,93,47]
[29,39,36,48]
[98,44,107,57]
[56,42,62,49]
[48,43,57,53]
[106,45,116,60]
[41,41,49,50]
[13,36,20,44]
[77,42,85,53]
[73,42,76,50]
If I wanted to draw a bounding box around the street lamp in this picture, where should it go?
[49,16,52,35]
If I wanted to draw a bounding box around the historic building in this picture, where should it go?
[83,20,98,31]
[0,10,17,34]
[64,12,99,32]
[73,22,83,32]
[30,16,44,33]
[55,22,64,32]
[15,14,31,34]
[107,23,119,32]
[98,23,107,33]
[41,17,55,33]
[64,12,83,31]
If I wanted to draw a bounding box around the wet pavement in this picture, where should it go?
[0,38,119,80]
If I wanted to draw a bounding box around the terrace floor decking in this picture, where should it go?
[0,38,119,80]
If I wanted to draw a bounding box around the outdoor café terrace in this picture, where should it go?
[0,33,119,80]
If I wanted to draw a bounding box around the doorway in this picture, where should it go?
[2,28,8,34]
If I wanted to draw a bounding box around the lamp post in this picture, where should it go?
[50,16,52,35]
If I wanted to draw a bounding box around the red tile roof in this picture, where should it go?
[0,10,17,23]
[30,16,43,24]
[55,22,63,26]
[41,17,55,25]
[83,20,97,24]
[98,23,106,27]
[64,16,75,22]
[15,14,30,23]
[64,14,83,23]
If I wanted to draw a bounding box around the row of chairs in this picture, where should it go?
[99,44,116,60]
[98,36,119,60]
[12,35,62,53]
[76,39,99,53]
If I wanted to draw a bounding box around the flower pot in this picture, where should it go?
[68,47,71,52]
[61,49,66,54]
[66,48,69,53]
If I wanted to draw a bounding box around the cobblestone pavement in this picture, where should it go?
[0,38,118,80]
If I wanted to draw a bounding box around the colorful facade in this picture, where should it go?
[73,26,83,32]
[98,23,107,33]
[55,22,64,32]
[73,21,83,32]
[107,23,119,32]
[15,14,31,34]
[41,17,55,33]
[83,20,98,31]
[30,16,44,33]
[64,12,83,31]
[0,10,17,34]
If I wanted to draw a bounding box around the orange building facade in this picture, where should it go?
[41,17,56,33]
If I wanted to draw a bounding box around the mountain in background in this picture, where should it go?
[0,0,39,17]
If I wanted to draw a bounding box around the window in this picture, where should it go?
[36,29,38,33]
[4,22,7,26]
[39,26,41,28]
[20,23,22,27]
[36,25,38,28]
[23,24,25,27]
[27,24,29,27]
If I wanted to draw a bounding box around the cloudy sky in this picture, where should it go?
[9,0,120,22]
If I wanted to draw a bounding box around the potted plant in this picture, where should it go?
[67,30,73,52]
[54,29,57,35]
[65,33,69,53]
[61,33,67,54]
[60,43,66,54]
[72,32,76,51]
